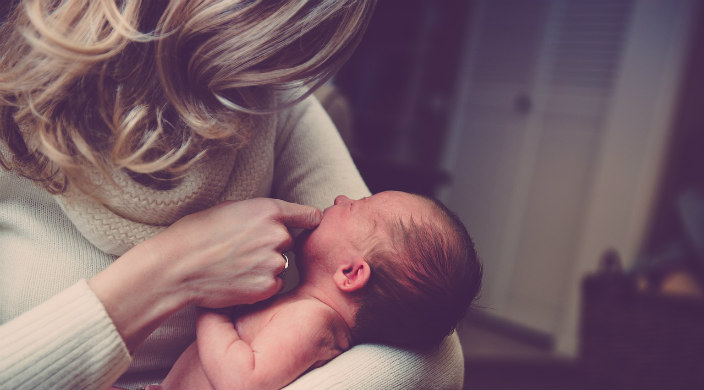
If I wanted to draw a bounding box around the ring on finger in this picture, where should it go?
[279,253,289,278]
[282,253,289,270]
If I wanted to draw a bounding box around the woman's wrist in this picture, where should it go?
[88,238,190,352]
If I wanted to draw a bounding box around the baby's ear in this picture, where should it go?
[333,258,370,293]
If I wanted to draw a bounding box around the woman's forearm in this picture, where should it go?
[88,238,190,353]
[89,198,322,353]
[0,280,131,390]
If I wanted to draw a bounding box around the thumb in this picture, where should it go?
[274,200,323,230]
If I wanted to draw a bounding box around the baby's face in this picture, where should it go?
[298,191,430,271]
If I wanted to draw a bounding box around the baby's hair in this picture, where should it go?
[351,195,483,351]
[0,0,375,194]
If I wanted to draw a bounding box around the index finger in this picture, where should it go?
[272,200,323,230]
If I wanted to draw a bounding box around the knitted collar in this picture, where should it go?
[54,125,275,256]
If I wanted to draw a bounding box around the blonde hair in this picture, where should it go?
[0,0,375,194]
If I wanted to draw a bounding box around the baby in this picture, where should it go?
[157,191,482,390]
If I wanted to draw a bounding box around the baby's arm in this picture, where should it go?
[196,302,343,390]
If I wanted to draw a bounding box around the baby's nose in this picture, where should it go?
[334,195,351,205]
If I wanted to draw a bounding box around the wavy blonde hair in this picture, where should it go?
[0,0,375,194]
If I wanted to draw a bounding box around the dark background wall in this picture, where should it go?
[334,0,471,197]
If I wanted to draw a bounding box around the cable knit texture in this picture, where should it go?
[0,96,464,390]
[55,116,275,256]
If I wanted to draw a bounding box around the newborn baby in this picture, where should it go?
[154,191,482,390]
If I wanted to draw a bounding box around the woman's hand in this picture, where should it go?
[154,198,319,307]
[88,198,322,352]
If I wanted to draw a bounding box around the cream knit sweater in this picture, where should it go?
[0,97,464,390]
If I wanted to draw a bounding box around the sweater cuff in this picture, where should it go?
[0,279,132,390]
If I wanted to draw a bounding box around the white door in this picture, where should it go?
[441,0,697,354]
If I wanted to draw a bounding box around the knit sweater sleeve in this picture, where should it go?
[285,333,465,390]
[0,279,131,390]
[272,96,465,390]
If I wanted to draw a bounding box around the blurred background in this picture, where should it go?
[318,0,704,388]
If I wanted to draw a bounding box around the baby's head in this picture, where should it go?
[298,191,482,351]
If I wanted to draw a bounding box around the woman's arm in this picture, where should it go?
[0,194,320,390]
[0,172,132,390]
[0,280,132,390]
[89,198,322,353]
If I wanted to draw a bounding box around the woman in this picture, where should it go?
[0,1,464,389]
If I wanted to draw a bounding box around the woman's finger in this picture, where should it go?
[271,200,323,230]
